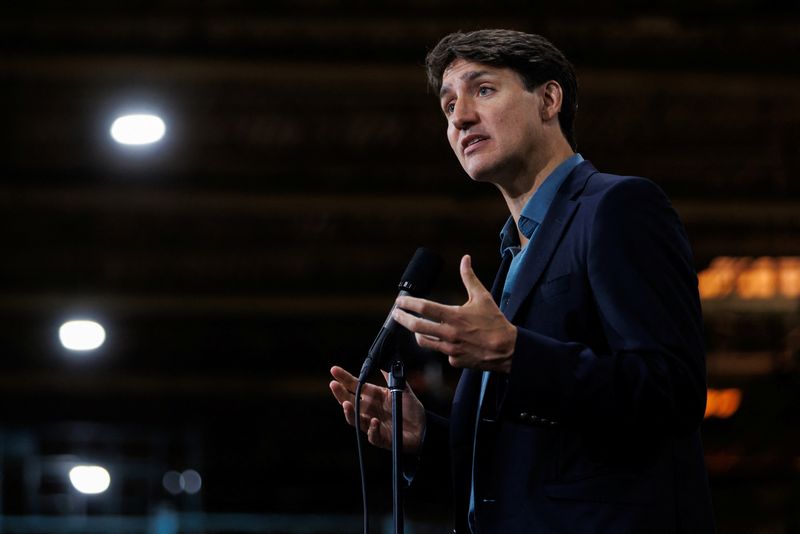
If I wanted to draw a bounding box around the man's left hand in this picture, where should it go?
[393,254,517,373]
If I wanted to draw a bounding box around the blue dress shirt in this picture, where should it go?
[468,153,583,532]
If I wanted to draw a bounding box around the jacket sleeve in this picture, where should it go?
[402,411,451,488]
[500,177,707,437]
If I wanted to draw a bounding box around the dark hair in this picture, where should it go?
[425,29,578,151]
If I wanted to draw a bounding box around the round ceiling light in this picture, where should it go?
[110,114,166,145]
[59,320,106,351]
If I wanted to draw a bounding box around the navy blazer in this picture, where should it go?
[418,161,715,533]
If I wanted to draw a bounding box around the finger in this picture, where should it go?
[394,308,457,341]
[342,400,356,427]
[330,366,359,391]
[415,335,460,357]
[367,418,387,449]
[395,296,454,323]
[329,380,354,406]
[460,254,487,299]
[335,381,387,422]
[332,366,388,403]
[448,355,469,369]
[343,401,378,434]
[358,380,391,406]
[415,332,441,344]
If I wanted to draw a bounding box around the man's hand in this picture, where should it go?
[393,254,517,373]
[329,366,427,453]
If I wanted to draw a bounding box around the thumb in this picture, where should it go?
[460,254,486,299]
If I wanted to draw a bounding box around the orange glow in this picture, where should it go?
[737,257,777,299]
[698,256,800,300]
[778,257,800,298]
[698,257,741,299]
[704,388,742,419]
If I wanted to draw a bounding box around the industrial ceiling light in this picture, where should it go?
[69,465,111,494]
[59,320,106,351]
[110,114,166,145]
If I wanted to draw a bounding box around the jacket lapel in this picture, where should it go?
[501,161,597,322]
[490,251,513,305]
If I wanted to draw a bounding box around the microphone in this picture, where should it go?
[358,247,442,381]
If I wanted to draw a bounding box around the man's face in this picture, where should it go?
[440,59,544,184]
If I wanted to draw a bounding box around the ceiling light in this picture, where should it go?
[69,465,111,494]
[59,320,106,351]
[110,114,166,145]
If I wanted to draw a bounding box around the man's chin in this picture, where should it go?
[463,165,496,184]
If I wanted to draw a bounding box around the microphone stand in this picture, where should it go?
[353,248,440,534]
[356,247,440,534]
[388,356,406,534]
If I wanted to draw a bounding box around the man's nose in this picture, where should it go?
[451,97,478,130]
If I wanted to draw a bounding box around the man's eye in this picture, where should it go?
[445,102,455,114]
[478,86,493,96]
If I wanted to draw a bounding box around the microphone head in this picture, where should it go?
[398,247,443,297]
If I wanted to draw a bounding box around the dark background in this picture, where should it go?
[1,1,799,532]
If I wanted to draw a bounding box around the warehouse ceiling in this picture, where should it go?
[0,0,799,520]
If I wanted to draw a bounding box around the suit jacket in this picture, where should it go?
[418,161,715,533]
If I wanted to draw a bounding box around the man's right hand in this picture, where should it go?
[329,365,427,453]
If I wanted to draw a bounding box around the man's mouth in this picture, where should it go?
[462,135,488,154]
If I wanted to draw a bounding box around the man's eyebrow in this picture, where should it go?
[439,70,493,100]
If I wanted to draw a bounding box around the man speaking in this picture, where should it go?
[330,29,715,533]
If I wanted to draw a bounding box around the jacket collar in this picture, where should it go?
[498,160,598,321]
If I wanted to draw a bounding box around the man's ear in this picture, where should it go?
[540,81,563,121]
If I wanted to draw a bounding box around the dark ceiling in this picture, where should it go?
[1,0,799,529]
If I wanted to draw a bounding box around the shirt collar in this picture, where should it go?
[499,153,584,255]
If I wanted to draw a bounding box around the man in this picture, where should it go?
[330,29,715,532]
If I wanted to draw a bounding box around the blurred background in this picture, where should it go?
[1,1,799,533]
